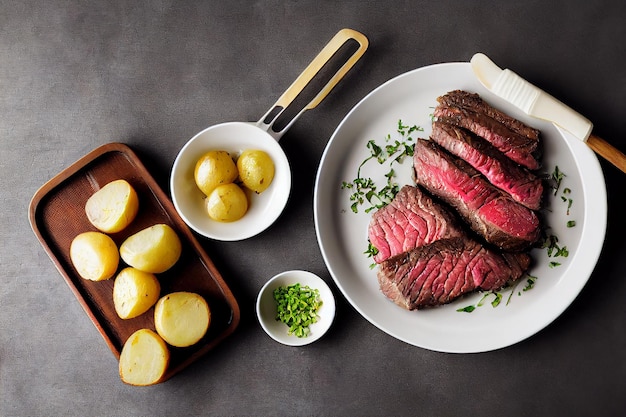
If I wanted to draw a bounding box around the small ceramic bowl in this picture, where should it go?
[170,122,292,242]
[256,270,335,346]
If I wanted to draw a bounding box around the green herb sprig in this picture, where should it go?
[341,120,422,214]
[273,283,323,338]
[551,165,565,196]
[550,166,576,223]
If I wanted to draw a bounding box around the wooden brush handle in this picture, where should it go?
[587,134,626,173]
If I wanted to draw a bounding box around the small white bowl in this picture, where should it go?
[170,122,292,241]
[256,270,335,346]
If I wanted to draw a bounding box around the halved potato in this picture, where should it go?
[154,292,211,347]
[85,179,139,233]
[205,183,248,222]
[237,149,275,193]
[119,329,170,386]
[119,224,182,273]
[70,231,119,281]
[194,150,238,196]
[113,267,161,319]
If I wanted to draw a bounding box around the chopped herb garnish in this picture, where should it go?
[364,241,379,258]
[456,305,476,313]
[523,274,538,292]
[341,119,422,214]
[477,293,490,307]
[273,283,323,338]
[567,220,576,228]
[491,292,503,307]
[506,280,521,305]
[541,233,568,262]
[458,290,504,313]
[549,262,561,269]
[365,241,380,269]
[551,165,565,196]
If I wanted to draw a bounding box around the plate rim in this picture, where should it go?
[313,62,607,353]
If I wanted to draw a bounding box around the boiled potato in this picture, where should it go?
[237,149,275,194]
[85,179,139,233]
[205,183,248,222]
[113,267,161,319]
[119,328,170,386]
[119,224,182,273]
[194,150,238,196]
[154,292,211,347]
[70,231,119,281]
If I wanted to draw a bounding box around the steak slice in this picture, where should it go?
[368,185,465,264]
[430,121,543,210]
[413,139,540,251]
[377,237,531,310]
[438,90,540,141]
[434,104,541,170]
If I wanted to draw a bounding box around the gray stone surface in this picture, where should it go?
[2,1,626,416]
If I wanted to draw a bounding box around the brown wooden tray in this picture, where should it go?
[28,142,240,383]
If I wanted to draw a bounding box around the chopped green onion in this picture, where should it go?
[456,305,476,313]
[273,283,323,338]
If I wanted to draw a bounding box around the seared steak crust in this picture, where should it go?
[367,90,541,311]
[377,237,531,310]
[430,121,543,210]
[368,185,465,263]
[437,90,540,140]
[413,139,540,251]
[434,104,541,170]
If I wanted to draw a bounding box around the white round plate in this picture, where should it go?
[256,270,336,346]
[314,62,607,353]
[170,122,291,241]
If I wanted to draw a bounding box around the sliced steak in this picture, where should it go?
[434,104,541,170]
[368,185,465,263]
[430,121,543,210]
[438,90,540,141]
[377,236,531,310]
[413,139,540,251]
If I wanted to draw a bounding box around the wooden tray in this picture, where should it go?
[28,142,240,383]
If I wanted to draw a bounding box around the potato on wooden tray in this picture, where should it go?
[70,231,119,281]
[69,179,217,385]
[154,292,211,347]
[120,224,182,274]
[119,328,170,386]
[85,179,139,233]
[113,267,161,320]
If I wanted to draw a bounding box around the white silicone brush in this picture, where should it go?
[471,53,626,173]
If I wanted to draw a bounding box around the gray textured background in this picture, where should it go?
[2,1,626,416]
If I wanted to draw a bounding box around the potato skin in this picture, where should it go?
[119,328,170,386]
[85,179,139,233]
[194,150,238,196]
[113,267,161,319]
[69,231,119,281]
[119,224,182,273]
[205,183,248,222]
[154,292,211,347]
[237,150,275,194]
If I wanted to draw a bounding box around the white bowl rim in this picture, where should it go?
[256,270,336,346]
[170,121,292,241]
